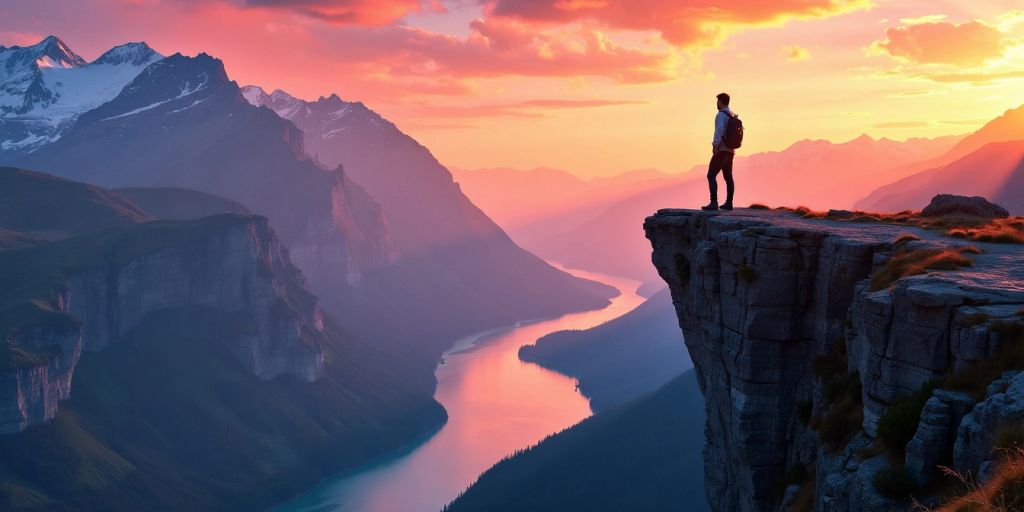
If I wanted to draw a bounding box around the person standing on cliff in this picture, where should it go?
[702,92,743,211]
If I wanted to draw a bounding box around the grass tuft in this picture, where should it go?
[930,449,1024,511]
[773,206,1024,245]
[895,232,922,244]
[870,246,977,291]
[876,381,938,457]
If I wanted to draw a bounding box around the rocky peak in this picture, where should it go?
[81,52,233,124]
[93,41,162,66]
[0,35,86,73]
[0,37,163,153]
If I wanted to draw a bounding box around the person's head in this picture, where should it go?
[716,92,730,110]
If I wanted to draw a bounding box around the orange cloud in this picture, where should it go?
[242,0,428,25]
[874,19,1008,66]
[486,0,870,47]
[316,18,679,84]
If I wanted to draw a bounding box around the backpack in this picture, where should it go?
[724,112,744,149]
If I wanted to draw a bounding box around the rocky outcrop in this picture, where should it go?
[645,208,1024,512]
[0,324,82,434]
[921,194,1009,219]
[0,214,326,434]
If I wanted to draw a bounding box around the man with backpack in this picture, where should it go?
[702,92,743,211]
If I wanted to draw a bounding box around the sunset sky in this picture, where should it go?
[3,0,1024,177]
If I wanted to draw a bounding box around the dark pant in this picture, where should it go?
[707,151,734,204]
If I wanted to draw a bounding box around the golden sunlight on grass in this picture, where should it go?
[948,218,1024,244]
[772,206,1024,245]
[869,244,979,291]
[931,448,1024,512]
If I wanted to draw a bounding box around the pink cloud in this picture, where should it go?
[311,17,678,84]
[875,20,1008,66]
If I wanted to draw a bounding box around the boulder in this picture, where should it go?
[920,194,1009,219]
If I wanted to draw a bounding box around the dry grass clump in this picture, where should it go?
[947,218,1024,244]
[789,206,828,219]
[929,449,1024,512]
[775,206,1024,245]
[870,246,980,291]
[895,232,923,244]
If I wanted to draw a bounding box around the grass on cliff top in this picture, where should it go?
[0,214,261,369]
[776,206,1024,245]
[869,244,980,291]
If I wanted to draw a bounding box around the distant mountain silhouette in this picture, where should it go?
[857,105,1024,212]
[452,166,672,250]
[857,140,1024,214]
[241,86,617,353]
[491,134,960,285]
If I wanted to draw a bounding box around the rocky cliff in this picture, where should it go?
[0,214,326,434]
[645,208,1024,512]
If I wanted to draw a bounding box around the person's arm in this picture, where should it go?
[712,111,726,153]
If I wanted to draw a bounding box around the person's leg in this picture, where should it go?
[722,152,735,206]
[706,153,721,205]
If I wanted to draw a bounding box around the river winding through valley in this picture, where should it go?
[275,266,644,512]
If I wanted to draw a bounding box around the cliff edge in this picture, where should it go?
[645,208,1024,512]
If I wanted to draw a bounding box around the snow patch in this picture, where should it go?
[100,79,209,121]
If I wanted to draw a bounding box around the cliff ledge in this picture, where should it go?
[645,208,1024,512]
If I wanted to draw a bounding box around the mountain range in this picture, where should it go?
[1,37,616,365]
[456,103,1024,290]
[0,36,161,152]
[856,105,1024,213]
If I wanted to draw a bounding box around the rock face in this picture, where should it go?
[0,215,326,434]
[954,371,1024,474]
[644,208,1024,512]
[920,194,1009,219]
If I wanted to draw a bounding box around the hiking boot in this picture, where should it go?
[721,202,733,211]
[701,202,719,211]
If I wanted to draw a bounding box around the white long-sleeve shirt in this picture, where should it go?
[712,107,736,154]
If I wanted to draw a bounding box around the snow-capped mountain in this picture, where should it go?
[241,85,385,147]
[0,36,162,152]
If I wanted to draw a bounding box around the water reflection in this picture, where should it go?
[276,266,644,512]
